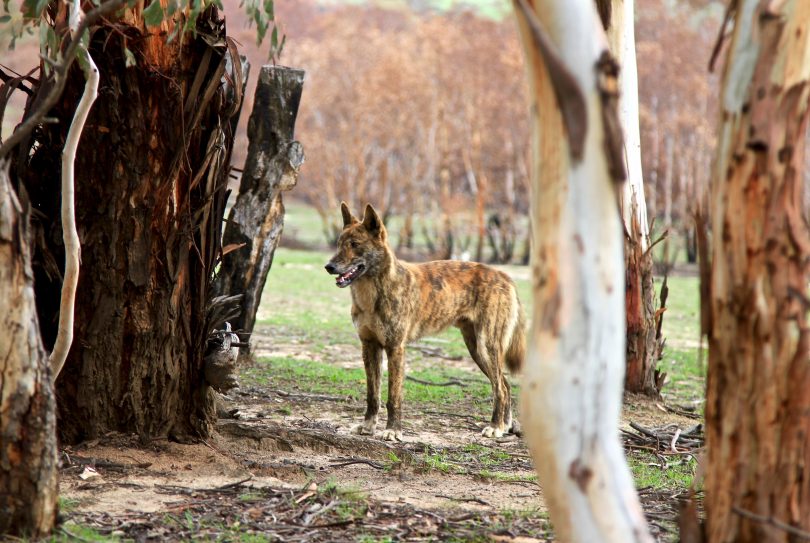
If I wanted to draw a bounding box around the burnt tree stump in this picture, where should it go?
[214,66,305,348]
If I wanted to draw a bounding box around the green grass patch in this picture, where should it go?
[47,524,119,542]
[628,451,697,490]
[246,356,499,414]
[58,496,81,513]
[475,469,537,484]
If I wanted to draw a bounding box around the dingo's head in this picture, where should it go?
[324,202,389,288]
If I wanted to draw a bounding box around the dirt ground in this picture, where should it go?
[56,331,701,542]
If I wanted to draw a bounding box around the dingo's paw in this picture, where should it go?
[381,429,402,442]
[482,426,504,438]
[353,420,376,435]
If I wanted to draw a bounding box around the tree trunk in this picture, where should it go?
[704,2,810,542]
[0,164,57,537]
[213,66,304,340]
[513,0,652,540]
[15,7,245,443]
[600,0,661,396]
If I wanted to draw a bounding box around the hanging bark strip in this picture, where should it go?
[513,0,652,540]
[0,163,58,537]
[213,66,305,342]
[704,2,810,542]
[50,1,101,379]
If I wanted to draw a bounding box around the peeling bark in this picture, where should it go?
[0,163,57,537]
[213,66,305,342]
[704,2,810,542]
[513,0,652,540]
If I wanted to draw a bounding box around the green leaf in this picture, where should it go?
[142,1,165,27]
[124,46,136,67]
[0,14,10,22]
[165,0,178,15]
[167,24,179,43]
[263,0,273,20]
[270,25,277,49]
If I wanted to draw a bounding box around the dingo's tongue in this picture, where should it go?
[336,266,359,288]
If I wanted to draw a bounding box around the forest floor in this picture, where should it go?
[54,248,705,543]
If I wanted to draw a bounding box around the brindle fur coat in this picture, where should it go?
[325,203,526,441]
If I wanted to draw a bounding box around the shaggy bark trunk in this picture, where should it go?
[600,0,660,396]
[16,8,245,443]
[213,66,304,340]
[704,2,810,542]
[513,0,652,540]
[0,164,57,537]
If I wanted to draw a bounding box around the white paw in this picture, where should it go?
[381,429,402,442]
[482,426,504,438]
[353,420,376,435]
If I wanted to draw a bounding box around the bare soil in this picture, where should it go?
[57,337,700,542]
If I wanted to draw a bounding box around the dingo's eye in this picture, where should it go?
[349,240,359,249]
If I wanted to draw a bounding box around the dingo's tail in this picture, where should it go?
[505,291,526,373]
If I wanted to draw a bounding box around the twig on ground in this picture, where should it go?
[435,494,492,507]
[409,344,464,361]
[670,428,682,453]
[214,476,254,490]
[329,457,385,470]
[664,403,702,420]
[303,499,339,526]
[406,376,467,387]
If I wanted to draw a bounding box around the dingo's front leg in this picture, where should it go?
[382,344,405,441]
[354,340,382,436]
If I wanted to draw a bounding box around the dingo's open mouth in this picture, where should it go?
[336,264,365,288]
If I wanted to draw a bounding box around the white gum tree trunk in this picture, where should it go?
[603,0,648,245]
[603,0,660,395]
[513,0,652,541]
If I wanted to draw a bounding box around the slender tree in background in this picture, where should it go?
[513,0,651,540]
[703,1,810,541]
[598,0,662,395]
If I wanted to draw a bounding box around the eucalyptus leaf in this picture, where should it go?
[0,14,10,22]
[142,1,165,27]
[124,46,136,67]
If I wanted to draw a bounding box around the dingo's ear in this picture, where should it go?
[362,204,382,236]
[341,201,357,228]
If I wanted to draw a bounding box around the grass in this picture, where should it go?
[627,451,698,491]
[244,356,497,414]
[46,524,119,542]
